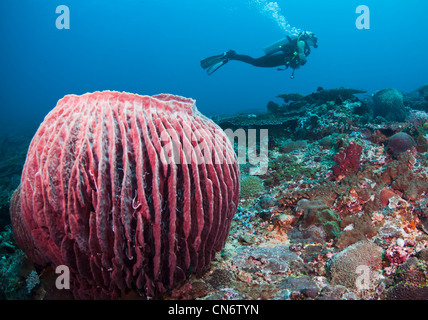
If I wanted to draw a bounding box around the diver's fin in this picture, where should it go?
[200,51,232,75]
[201,53,226,69]
[206,60,227,75]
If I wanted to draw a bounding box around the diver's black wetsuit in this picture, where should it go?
[200,33,317,76]
[227,36,309,69]
[228,52,287,68]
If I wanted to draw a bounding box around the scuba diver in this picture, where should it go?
[201,31,318,79]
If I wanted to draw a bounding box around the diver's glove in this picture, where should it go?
[298,53,307,65]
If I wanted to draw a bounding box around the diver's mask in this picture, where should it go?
[301,31,318,48]
[309,33,318,48]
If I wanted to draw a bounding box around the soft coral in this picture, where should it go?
[332,141,362,180]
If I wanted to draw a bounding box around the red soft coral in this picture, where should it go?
[332,142,362,180]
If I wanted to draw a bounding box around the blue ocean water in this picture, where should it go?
[0,0,427,132]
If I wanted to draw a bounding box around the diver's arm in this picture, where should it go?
[297,41,306,59]
[297,40,307,64]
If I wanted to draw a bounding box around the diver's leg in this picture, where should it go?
[230,53,284,68]
[229,54,258,65]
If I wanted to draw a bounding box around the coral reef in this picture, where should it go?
[295,199,341,241]
[240,176,265,199]
[0,133,31,231]
[218,87,369,145]
[277,87,366,105]
[381,153,428,202]
[384,257,428,299]
[403,84,428,113]
[373,88,408,122]
[328,241,383,290]
[2,85,428,300]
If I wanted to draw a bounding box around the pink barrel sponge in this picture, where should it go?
[11,91,240,299]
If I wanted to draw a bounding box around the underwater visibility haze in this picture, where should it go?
[1,0,427,130]
[0,0,428,301]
